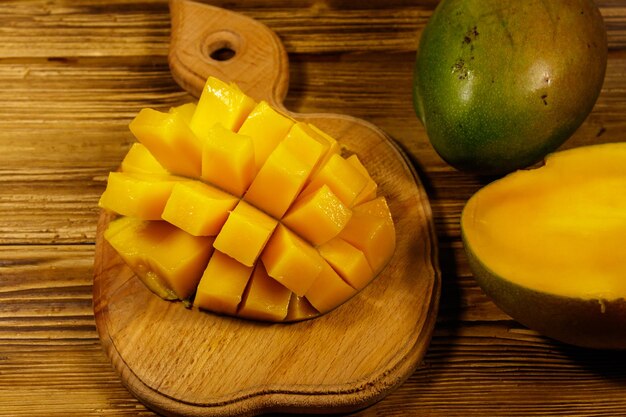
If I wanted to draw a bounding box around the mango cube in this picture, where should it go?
[238,263,292,322]
[339,197,396,273]
[101,76,396,323]
[346,154,377,205]
[169,102,197,125]
[238,100,295,171]
[121,143,169,175]
[243,142,311,219]
[190,76,256,137]
[261,224,324,296]
[194,250,254,315]
[285,294,319,322]
[99,172,183,220]
[129,108,202,178]
[201,124,255,197]
[305,260,357,313]
[213,201,278,267]
[306,123,341,169]
[104,217,214,300]
[318,237,373,290]
[161,181,238,236]
[281,123,332,174]
[282,184,352,246]
[301,153,368,207]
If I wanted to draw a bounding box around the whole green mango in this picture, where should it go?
[413,0,607,174]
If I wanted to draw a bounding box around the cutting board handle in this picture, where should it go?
[168,0,290,109]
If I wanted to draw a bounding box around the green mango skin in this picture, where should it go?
[464,242,626,350]
[414,0,608,174]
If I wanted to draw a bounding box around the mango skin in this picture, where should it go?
[413,0,607,174]
[464,244,626,350]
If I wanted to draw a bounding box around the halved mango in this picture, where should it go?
[100,76,396,322]
[462,143,626,349]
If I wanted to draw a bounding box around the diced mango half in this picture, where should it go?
[161,181,238,236]
[99,172,184,220]
[190,76,256,137]
[129,108,202,178]
[104,217,214,300]
[100,76,396,322]
[194,250,253,315]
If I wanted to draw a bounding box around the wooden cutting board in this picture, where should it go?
[93,0,441,415]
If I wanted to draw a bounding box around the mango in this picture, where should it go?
[98,172,185,220]
[413,0,608,174]
[99,76,396,322]
[104,217,214,301]
[462,143,626,349]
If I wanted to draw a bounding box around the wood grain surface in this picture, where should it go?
[1,0,626,416]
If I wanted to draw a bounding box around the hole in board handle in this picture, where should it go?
[210,46,236,61]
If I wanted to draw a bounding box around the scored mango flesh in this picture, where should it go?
[99,76,396,322]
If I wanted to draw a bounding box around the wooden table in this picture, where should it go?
[1,1,625,416]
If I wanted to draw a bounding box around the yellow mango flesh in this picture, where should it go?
[100,76,396,322]
[302,153,368,207]
[318,237,373,290]
[161,181,238,237]
[201,124,255,197]
[346,154,377,205]
[213,201,278,267]
[104,217,214,300]
[243,141,311,219]
[238,100,295,171]
[121,143,169,175]
[99,172,183,220]
[339,196,396,274]
[463,143,626,300]
[238,263,292,322]
[282,122,334,175]
[169,102,197,125]
[305,260,357,313]
[189,76,256,137]
[261,224,324,296]
[194,250,253,315]
[282,184,352,246]
[129,108,202,178]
